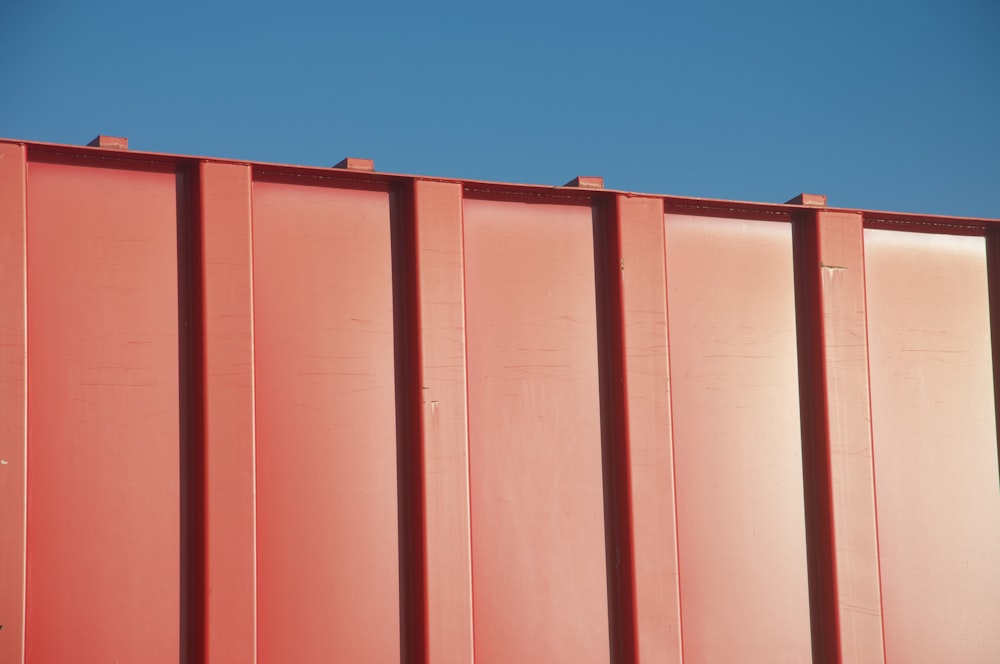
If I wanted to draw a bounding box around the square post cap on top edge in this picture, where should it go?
[333,157,375,172]
[563,176,604,189]
[87,135,129,150]
[785,193,827,206]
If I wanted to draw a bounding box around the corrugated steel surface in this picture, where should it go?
[1,138,998,663]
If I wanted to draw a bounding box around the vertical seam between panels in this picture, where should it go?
[20,151,30,664]
[459,189,477,664]
[661,209,685,664]
[246,167,259,664]
[859,224,889,661]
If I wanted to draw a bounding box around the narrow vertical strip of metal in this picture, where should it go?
[793,210,886,663]
[178,162,206,664]
[792,208,835,662]
[392,181,424,663]
[198,162,257,664]
[611,195,683,663]
[593,195,633,663]
[0,142,27,664]
[984,227,1000,538]
[407,179,475,664]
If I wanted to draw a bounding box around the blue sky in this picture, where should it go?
[2,0,997,217]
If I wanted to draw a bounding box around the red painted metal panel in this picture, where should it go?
[252,180,400,662]
[664,215,813,662]
[410,180,475,664]
[463,198,610,663]
[613,195,683,662]
[24,161,181,662]
[198,162,257,664]
[796,211,885,663]
[0,142,27,664]
[865,229,1000,663]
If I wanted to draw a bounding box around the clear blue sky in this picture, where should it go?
[2,0,997,217]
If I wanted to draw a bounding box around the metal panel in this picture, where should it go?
[795,210,885,663]
[865,229,1000,663]
[198,162,257,664]
[251,180,400,663]
[463,198,610,663]
[24,161,181,662]
[0,142,27,664]
[409,180,475,664]
[664,215,813,662]
[612,195,683,662]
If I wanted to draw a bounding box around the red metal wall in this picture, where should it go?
[864,230,1000,662]
[664,216,812,661]
[24,160,181,663]
[463,198,609,663]
[253,181,401,661]
[1,139,999,664]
